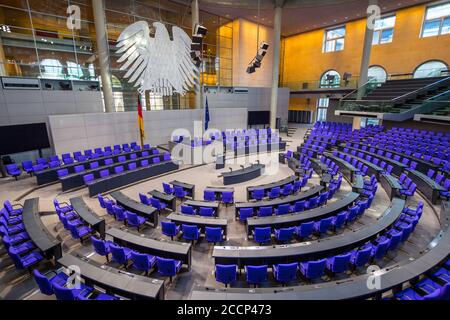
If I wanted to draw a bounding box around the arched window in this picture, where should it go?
[368,66,387,83]
[320,70,341,88]
[413,60,448,78]
[40,59,63,79]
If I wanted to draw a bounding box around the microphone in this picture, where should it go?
[240,165,245,170]
[256,160,260,164]
[229,167,233,172]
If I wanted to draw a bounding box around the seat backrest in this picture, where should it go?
[246,265,267,283]
[99,169,109,178]
[182,224,198,237]
[254,227,271,240]
[156,257,176,274]
[131,251,149,270]
[181,205,194,214]
[110,244,127,263]
[199,207,213,216]
[126,212,138,224]
[305,259,326,278]
[216,264,237,284]
[298,221,314,237]
[277,204,290,215]
[33,269,54,295]
[91,236,107,255]
[294,200,305,212]
[277,263,298,281]
[222,192,233,202]
[331,253,352,272]
[53,282,76,300]
[161,221,176,234]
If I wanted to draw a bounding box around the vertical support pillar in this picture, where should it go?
[191,0,202,110]
[357,0,378,99]
[269,1,284,129]
[92,0,114,112]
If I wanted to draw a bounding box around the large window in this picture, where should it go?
[368,66,388,83]
[422,2,450,37]
[413,60,448,78]
[323,27,345,53]
[372,15,396,45]
[320,70,341,88]
[316,98,329,122]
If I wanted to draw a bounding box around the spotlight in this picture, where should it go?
[246,41,270,74]
[190,23,207,67]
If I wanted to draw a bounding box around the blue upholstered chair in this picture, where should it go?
[204,190,216,202]
[205,227,223,244]
[199,207,215,217]
[182,224,201,243]
[222,192,234,206]
[156,257,182,282]
[91,236,114,262]
[251,189,265,201]
[181,205,196,215]
[126,211,147,231]
[6,164,21,180]
[274,227,295,242]
[257,206,272,217]
[109,243,132,268]
[237,207,252,221]
[33,269,68,296]
[150,197,167,213]
[273,263,298,285]
[161,221,180,240]
[163,182,174,195]
[174,186,187,199]
[215,264,237,287]
[130,251,156,275]
[253,227,271,244]
[245,265,268,287]
[326,252,352,275]
[296,221,314,240]
[299,259,327,280]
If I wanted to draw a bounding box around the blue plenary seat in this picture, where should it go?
[91,236,114,262]
[299,259,327,280]
[215,264,237,287]
[296,221,314,240]
[326,252,352,274]
[182,224,201,243]
[33,269,68,296]
[205,227,223,244]
[245,265,267,286]
[156,257,182,282]
[126,211,147,231]
[109,243,132,268]
[239,208,253,221]
[273,262,298,285]
[161,221,180,240]
[6,164,21,180]
[130,251,156,275]
[253,227,271,244]
[52,282,93,301]
[274,227,295,242]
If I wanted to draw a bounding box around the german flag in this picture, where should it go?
[137,96,145,147]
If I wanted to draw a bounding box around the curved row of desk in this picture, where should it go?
[338,144,445,204]
[213,197,405,267]
[332,150,402,200]
[192,201,450,300]
[87,160,179,197]
[234,185,324,218]
[246,191,360,234]
[34,147,158,185]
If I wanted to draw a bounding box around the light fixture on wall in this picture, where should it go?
[191,24,207,67]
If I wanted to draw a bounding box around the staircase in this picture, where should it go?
[337,76,450,121]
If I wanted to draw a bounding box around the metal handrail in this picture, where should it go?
[391,76,450,102]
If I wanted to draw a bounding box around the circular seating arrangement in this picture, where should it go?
[1,123,449,301]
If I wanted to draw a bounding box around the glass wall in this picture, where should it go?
[0,0,98,80]
[0,0,233,111]
[104,0,232,111]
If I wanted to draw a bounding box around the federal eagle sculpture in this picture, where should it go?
[116,21,197,96]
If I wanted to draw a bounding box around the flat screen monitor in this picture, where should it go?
[0,123,50,155]
[248,111,270,126]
